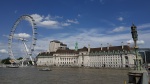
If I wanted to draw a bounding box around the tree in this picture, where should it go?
[17,57,23,60]
[1,57,11,64]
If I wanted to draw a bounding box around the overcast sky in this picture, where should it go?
[0,0,150,59]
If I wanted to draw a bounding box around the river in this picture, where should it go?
[0,67,129,84]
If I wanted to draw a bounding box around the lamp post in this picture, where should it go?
[131,24,138,48]
[128,24,149,84]
[131,24,142,70]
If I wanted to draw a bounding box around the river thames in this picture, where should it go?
[0,67,129,84]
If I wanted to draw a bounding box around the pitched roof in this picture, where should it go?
[55,49,78,54]
[78,47,88,52]
[60,43,67,46]
[37,52,54,56]
[50,40,61,43]
[90,45,131,52]
[37,45,132,56]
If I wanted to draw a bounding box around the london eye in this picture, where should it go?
[8,15,37,65]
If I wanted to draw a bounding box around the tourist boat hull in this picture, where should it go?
[39,68,52,71]
[6,65,19,68]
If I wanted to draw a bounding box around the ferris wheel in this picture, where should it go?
[8,15,37,65]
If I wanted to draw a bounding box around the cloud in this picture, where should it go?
[31,14,43,22]
[127,39,145,45]
[112,26,126,33]
[61,23,71,26]
[3,34,9,38]
[126,40,133,44]
[31,14,60,29]
[137,40,145,45]
[14,33,31,38]
[100,19,116,26]
[0,49,8,53]
[138,23,150,29]
[117,17,124,21]
[67,19,79,24]
[110,23,150,33]
[40,20,59,27]
[31,14,79,29]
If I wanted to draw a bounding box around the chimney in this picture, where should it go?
[101,44,102,50]
[88,44,90,53]
[107,43,109,50]
[121,42,124,49]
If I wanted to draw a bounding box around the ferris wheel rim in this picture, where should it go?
[8,15,37,62]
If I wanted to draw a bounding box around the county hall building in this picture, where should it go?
[36,40,137,68]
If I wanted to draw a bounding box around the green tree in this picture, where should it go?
[1,57,11,64]
[17,57,23,60]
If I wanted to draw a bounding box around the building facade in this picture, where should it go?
[139,48,150,63]
[36,40,137,68]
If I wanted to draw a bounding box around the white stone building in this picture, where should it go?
[36,52,54,66]
[36,40,136,68]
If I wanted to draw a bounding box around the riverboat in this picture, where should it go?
[6,65,19,68]
[39,68,52,71]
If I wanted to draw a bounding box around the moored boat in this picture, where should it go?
[6,65,19,68]
[39,68,52,71]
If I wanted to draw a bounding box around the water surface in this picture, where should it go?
[0,67,129,84]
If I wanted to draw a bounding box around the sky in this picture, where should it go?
[0,0,150,59]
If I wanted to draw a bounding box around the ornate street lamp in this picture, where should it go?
[128,24,149,84]
[131,24,141,70]
[131,24,138,48]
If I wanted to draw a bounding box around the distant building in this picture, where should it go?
[138,48,150,63]
[36,40,137,68]
[49,40,67,52]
